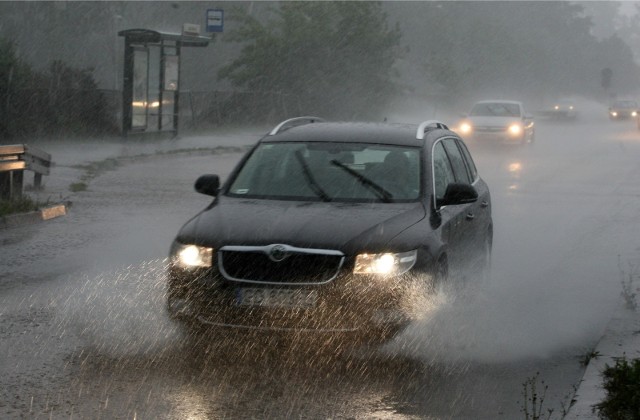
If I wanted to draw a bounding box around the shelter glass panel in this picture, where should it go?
[132,48,148,129]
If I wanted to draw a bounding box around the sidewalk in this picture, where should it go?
[565,304,640,418]
[21,129,263,204]
[30,130,264,168]
[2,130,264,229]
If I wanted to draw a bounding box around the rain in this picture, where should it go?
[2,1,640,418]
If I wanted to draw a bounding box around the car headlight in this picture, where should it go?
[354,250,417,276]
[633,111,638,117]
[611,111,618,117]
[459,122,472,134]
[171,242,213,268]
[508,123,523,136]
[554,105,560,110]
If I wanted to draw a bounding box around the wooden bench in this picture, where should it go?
[0,144,52,200]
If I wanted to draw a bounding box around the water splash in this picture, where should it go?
[56,258,183,357]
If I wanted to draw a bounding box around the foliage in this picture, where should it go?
[219,2,401,121]
[2,2,640,129]
[0,37,117,140]
[391,2,640,105]
[40,60,117,136]
[69,182,88,193]
[580,349,602,367]
[0,196,40,217]
[0,38,34,138]
[593,357,640,419]
[520,372,554,420]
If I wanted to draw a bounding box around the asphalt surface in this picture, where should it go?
[2,123,640,419]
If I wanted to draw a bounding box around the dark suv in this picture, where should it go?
[168,117,492,343]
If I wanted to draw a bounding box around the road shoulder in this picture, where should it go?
[0,203,68,230]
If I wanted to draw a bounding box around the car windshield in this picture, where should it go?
[227,142,421,202]
[470,102,522,117]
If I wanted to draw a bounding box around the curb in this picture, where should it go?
[565,305,640,419]
[0,203,69,230]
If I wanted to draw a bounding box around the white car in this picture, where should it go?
[457,100,535,144]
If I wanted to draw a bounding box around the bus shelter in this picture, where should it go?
[118,29,211,137]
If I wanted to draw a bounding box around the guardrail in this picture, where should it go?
[0,144,52,200]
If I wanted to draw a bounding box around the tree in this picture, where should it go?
[218,2,401,120]
[0,35,116,140]
[0,38,33,138]
[388,1,640,108]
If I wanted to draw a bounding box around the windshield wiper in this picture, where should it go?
[294,151,332,202]
[330,159,393,203]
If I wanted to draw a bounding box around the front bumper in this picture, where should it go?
[167,266,425,336]
[469,130,525,143]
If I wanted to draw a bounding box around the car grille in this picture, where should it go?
[475,126,506,133]
[218,244,345,285]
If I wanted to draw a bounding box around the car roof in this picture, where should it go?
[613,100,637,105]
[261,121,454,147]
[473,100,523,106]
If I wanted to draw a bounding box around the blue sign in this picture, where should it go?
[206,9,224,33]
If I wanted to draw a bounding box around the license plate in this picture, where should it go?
[237,288,317,309]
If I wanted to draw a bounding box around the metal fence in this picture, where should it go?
[100,89,301,133]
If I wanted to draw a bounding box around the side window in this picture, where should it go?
[457,140,478,181]
[432,142,455,201]
[442,138,472,184]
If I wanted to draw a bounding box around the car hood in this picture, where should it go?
[468,116,521,127]
[176,197,427,255]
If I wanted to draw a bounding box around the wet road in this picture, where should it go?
[2,112,640,418]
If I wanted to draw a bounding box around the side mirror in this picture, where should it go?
[195,174,220,196]
[438,183,478,207]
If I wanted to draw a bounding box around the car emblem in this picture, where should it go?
[269,244,290,262]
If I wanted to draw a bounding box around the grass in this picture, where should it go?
[0,196,42,217]
[69,182,88,192]
[579,349,602,367]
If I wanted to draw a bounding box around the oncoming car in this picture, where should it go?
[167,117,493,344]
[609,100,638,120]
[457,100,535,145]
[548,98,578,120]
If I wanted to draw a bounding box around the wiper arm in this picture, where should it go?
[330,159,393,203]
[294,151,332,202]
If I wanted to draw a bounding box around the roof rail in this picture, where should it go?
[416,120,449,140]
[269,116,325,136]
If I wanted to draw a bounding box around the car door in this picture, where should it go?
[455,138,492,268]
[439,138,483,274]
[431,139,471,280]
